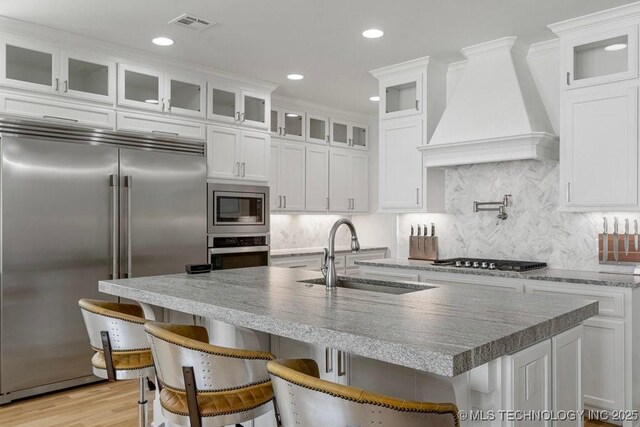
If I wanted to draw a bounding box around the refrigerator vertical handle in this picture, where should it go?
[124,175,133,278]
[109,174,119,279]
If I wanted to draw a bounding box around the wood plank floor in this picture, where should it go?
[0,380,617,427]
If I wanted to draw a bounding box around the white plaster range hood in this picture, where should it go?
[419,37,558,167]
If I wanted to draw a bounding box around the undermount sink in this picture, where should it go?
[298,278,427,295]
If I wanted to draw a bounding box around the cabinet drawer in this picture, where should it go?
[346,251,387,268]
[270,255,322,270]
[0,93,115,129]
[361,269,420,282]
[525,284,624,318]
[116,111,205,140]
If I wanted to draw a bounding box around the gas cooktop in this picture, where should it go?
[432,258,547,272]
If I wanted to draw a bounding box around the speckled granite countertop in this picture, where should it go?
[270,246,388,258]
[99,266,597,377]
[355,258,640,289]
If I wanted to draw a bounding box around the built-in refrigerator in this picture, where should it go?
[0,118,207,403]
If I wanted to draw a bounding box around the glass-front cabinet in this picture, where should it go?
[379,72,424,119]
[352,124,367,150]
[564,26,638,89]
[0,38,116,103]
[208,83,268,129]
[240,90,269,129]
[330,119,368,150]
[331,120,349,147]
[306,113,330,144]
[118,64,163,112]
[165,73,205,118]
[270,107,305,141]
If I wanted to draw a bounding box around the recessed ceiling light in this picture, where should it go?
[145,99,159,104]
[369,96,380,102]
[362,29,384,39]
[152,37,174,46]
[604,43,627,51]
[287,74,304,80]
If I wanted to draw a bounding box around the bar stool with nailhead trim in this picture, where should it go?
[144,321,276,427]
[79,299,156,427]
[267,358,460,427]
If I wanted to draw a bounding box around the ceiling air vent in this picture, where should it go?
[169,13,215,32]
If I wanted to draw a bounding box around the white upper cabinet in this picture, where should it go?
[209,82,269,129]
[206,125,270,182]
[564,26,638,89]
[305,145,329,212]
[562,83,638,208]
[271,139,305,212]
[271,107,305,141]
[379,71,423,120]
[269,141,281,212]
[306,113,330,145]
[349,151,369,212]
[119,64,206,117]
[351,123,368,150]
[329,148,369,213]
[0,38,115,104]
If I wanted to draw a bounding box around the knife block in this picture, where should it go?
[409,236,438,261]
[598,234,640,264]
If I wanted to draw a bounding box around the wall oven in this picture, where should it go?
[208,235,269,270]
[207,183,269,235]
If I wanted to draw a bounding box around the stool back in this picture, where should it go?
[268,359,460,427]
[78,299,149,351]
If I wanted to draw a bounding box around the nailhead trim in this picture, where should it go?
[147,332,275,361]
[160,378,271,394]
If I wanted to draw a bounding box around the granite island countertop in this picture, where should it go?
[99,266,597,377]
[270,246,388,258]
[355,258,640,289]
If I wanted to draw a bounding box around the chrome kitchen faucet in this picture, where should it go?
[322,218,360,290]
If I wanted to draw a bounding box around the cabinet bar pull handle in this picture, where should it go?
[236,112,240,122]
[43,115,79,123]
[337,350,346,377]
[416,188,420,205]
[278,195,282,208]
[326,134,330,144]
[325,348,333,373]
[240,112,245,122]
[416,100,419,110]
[326,197,329,210]
[166,98,171,111]
[54,78,59,91]
[241,162,246,177]
[566,72,570,86]
[151,130,179,136]
[278,126,282,136]
[283,195,287,209]
[63,80,68,93]
[567,182,571,203]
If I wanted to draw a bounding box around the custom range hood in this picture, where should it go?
[419,37,558,167]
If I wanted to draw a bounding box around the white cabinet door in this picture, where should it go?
[351,123,368,150]
[562,84,638,209]
[281,108,305,141]
[208,82,239,125]
[582,317,625,412]
[0,38,58,94]
[116,111,205,140]
[117,63,164,112]
[269,140,281,212]
[306,145,329,212]
[306,113,330,145]
[330,119,350,148]
[207,125,241,180]
[552,326,583,427]
[379,116,424,210]
[165,72,206,118]
[349,151,368,212]
[60,50,115,104]
[240,89,269,130]
[278,141,305,212]
[329,148,350,212]
[240,131,270,182]
[504,339,552,427]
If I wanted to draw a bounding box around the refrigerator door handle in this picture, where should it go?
[124,175,133,278]
[109,174,119,279]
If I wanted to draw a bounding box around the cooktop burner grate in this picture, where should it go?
[433,258,547,272]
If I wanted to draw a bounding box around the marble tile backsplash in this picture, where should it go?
[270,214,352,250]
[399,160,634,273]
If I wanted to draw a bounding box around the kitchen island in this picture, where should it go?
[100,267,598,426]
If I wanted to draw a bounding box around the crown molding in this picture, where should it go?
[549,1,640,35]
[271,94,370,123]
[461,36,530,60]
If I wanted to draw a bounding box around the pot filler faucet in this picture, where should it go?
[322,218,360,290]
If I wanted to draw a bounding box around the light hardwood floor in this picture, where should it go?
[0,380,618,427]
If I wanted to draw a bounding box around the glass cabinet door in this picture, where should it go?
[209,84,238,123]
[566,27,638,89]
[331,120,349,147]
[306,114,330,144]
[283,110,305,141]
[240,90,268,129]
[3,42,56,93]
[271,109,282,136]
[61,53,114,103]
[118,64,163,111]
[380,72,423,119]
[352,125,367,150]
[167,75,205,117]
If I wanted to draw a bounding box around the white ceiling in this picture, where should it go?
[0,0,635,115]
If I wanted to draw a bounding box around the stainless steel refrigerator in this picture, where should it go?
[0,118,207,403]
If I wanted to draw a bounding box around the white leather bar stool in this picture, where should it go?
[267,358,460,427]
[79,299,156,427]
[144,322,276,427]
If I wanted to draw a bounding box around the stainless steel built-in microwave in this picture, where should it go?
[207,183,270,235]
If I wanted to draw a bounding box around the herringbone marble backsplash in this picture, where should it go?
[399,160,634,272]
